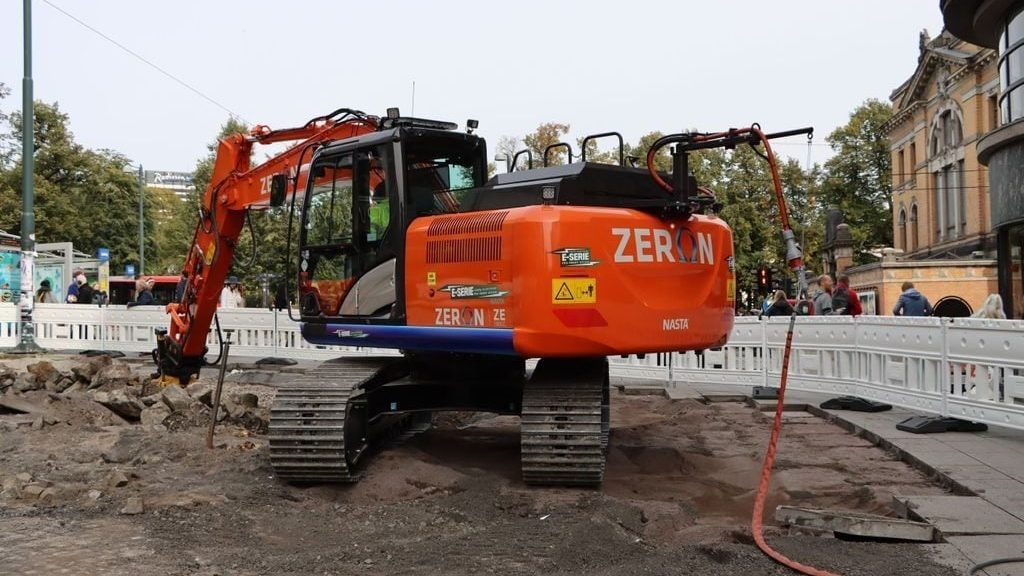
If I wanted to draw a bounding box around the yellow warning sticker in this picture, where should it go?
[427,272,437,286]
[203,240,216,266]
[552,278,597,304]
[727,278,736,301]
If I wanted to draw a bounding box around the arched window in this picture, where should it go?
[898,208,907,251]
[910,204,919,252]
[929,106,966,241]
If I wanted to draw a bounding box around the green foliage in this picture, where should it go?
[0,100,153,273]
[819,99,893,264]
[522,122,570,166]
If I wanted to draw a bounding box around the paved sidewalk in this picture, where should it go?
[667,380,1024,576]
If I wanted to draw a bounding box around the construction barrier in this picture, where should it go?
[2,304,1023,430]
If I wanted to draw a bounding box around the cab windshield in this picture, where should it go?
[404,136,484,216]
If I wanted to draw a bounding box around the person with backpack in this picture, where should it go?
[892,281,933,317]
[831,274,862,316]
[35,279,57,303]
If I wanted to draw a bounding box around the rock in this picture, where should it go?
[140,393,162,407]
[193,388,214,407]
[86,489,102,501]
[72,355,111,384]
[26,361,61,390]
[236,393,259,409]
[161,386,192,413]
[107,470,130,488]
[22,484,46,498]
[0,364,17,390]
[94,390,145,420]
[120,496,144,515]
[102,437,138,464]
[38,486,60,502]
[140,403,171,427]
[43,415,61,426]
[53,376,76,393]
[60,382,85,395]
[15,472,32,483]
[0,395,46,414]
[2,476,22,499]
[91,361,135,391]
[13,372,43,393]
[31,416,44,430]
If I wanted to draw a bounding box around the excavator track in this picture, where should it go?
[520,358,610,487]
[268,357,400,483]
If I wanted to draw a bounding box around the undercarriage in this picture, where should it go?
[268,355,612,486]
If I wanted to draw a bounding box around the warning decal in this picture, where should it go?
[551,278,597,304]
[726,278,736,301]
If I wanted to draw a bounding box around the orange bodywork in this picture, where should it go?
[404,205,735,357]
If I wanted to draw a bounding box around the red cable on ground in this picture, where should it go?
[750,314,840,576]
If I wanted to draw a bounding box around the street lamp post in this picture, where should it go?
[138,164,144,275]
[14,0,41,353]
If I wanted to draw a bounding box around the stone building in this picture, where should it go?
[843,29,999,316]
[943,0,1024,319]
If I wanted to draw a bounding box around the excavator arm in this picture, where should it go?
[154,108,378,384]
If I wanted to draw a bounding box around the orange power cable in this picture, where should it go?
[751,314,840,576]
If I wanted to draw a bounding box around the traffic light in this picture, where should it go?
[756,266,770,292]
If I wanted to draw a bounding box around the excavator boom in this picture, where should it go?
[155,109,378,383]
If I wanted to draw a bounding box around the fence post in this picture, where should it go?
[99,304,105,352]
[761,317,769,388]
[667,351,674,383]
[940,319,950,418]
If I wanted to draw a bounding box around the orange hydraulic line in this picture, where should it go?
[750,314,840,576]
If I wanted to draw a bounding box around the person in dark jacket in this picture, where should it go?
[892,281,933,316]
[75,275,94,305]
[764,290,795,317]
[832,274,863,316]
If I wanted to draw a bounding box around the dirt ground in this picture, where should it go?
[0,354,962,576]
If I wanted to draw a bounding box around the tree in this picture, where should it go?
[0,100,150,273]
[819,99,893,264]
[522,122,570,166]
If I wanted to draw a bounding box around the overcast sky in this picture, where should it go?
[0,0,944,172]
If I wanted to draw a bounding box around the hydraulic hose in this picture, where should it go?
[644,125,808,296]
[751,314,840,576]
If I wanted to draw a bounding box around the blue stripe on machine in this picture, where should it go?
[301,323,517,355]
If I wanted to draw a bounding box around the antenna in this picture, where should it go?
[411,80,416,117]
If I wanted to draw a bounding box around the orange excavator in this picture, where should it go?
[154,107,810,485]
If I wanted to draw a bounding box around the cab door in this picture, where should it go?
[298,147,398,320]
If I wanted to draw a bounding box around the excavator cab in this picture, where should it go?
[297,123,487,323]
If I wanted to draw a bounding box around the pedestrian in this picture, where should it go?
[764,290,795,317]
[972,294,1007,319]
[811,274,833,315]
[35,279,57,303]
[220,276,240,308]
[831,274,862,316]
[234,281,246,308]
[174,270,189,301]
[74,274,94,305]
[892,281,933,316]
[66,269,83,303]
[135,277,155,305]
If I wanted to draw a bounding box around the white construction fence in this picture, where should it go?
[2,304,1023,431]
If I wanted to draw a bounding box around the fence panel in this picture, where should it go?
[4,303,1024,431]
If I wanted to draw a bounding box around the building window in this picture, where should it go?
[910,142,917,173]
[910,204,919,252]
[929,110,966,242]
[998,8,1024,123]
[897,208,905,249]
[898,149,905,183]
[989,94,1000,131]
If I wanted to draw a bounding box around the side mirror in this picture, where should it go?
[269,174,288,207]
